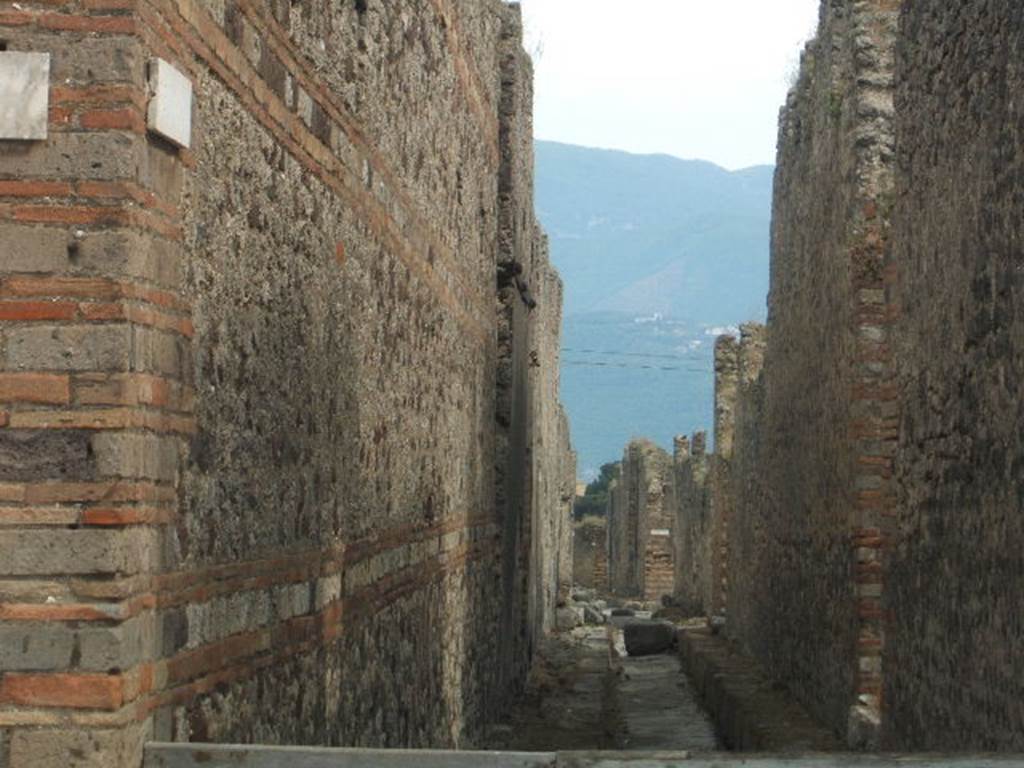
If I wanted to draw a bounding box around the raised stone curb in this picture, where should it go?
[677,628,840,752]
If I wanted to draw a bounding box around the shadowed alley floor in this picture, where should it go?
[484,625,719,753]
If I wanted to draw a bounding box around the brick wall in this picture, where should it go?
[0,1,570,765]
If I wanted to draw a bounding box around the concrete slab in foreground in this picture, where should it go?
[146,744,1024,768]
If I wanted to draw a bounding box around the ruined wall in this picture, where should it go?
[723,325,767,647]
[572,516,607,591]
[605,440,673,600]
[673,432,710,614]
[883,2,1024,750]
[605,466,627,595]
[526,254,574,641]
[0,1,570,766]
[707,336,739,616]
[718,0,900,740]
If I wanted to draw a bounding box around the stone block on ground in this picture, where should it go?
[583,606,605,625]
[653,605,691,623]
[571,588,596,603]
[610,608,634,617]
[555,606,584,631]
[623,619,676,656]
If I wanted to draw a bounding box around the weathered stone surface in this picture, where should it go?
[10,726,146,768]
[0,528,157,576]
[555,607,584,632]
[883,1,1024,751]
[4,325,131,372]
[0,430,96,482]
[572,518,608,591]
[0,626,74,671]
[92,432,180,482]
[76,615,152,671]
[606,441,674,601]
[622,620,675,657]
[711,0,899,740]
[683,0,1024,752]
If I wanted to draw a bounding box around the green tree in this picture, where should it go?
[573,462,619,520]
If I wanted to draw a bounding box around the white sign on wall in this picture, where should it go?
[147,58,193,149]
[0,52,50,140]
[650,529,671,537]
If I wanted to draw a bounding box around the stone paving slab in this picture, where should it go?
[144,744,557,768]
[146,744,1024,768]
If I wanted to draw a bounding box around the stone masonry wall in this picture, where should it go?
[605,439,673,600]
[673,432,709,614]
[672,0,1024,751]
[675,326,764,622]
[718,0,900,742]
[883,2,1024,750]
[0,2,570,766]
[572,516,607,591]
[708,335,739,617]
[723,325,766,648]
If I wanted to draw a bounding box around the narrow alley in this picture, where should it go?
[484,600,717,755]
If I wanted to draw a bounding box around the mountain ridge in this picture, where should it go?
[534,140,773,476]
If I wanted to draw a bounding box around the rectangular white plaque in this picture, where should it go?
[0,52,50,140]
[147,58,193,149]
[650,529,671,537]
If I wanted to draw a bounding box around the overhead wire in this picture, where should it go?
[561,359,708,372]
[559,345,713,371]
[560,346,710,361]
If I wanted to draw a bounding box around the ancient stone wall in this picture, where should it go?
[0,2,570,766]
[673,433,709,614]
[714,0,900,741]
[883,2,1024,750]
[605,440,673,600]
[572,517,607,591]
[723,325,767,648]
[716,0,1024,749]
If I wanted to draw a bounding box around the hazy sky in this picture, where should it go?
[518,0,821,170]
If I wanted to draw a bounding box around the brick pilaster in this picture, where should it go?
[0,7,190,764]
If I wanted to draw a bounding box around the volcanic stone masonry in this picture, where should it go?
[670,0,1024,753]
[571,515,607,592]
[0,1,572,766]
[605,439,674,601]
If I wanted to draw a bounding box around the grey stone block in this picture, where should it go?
[0,430,96,482]
[93,432,180,482]
[0,226,184,288]
[0,225,70,274]
[4,325,131,372]
[143,744,557,768]
[0,132,143,181]
[2,30,144,86]
[132,326,187,378]
[555,606,583,631]
[623,620,676,656]
[583,606,605,626]
[0,626,74,670]
[0,528,155,576]
[12,726,146,768]
[77,615,151,671]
